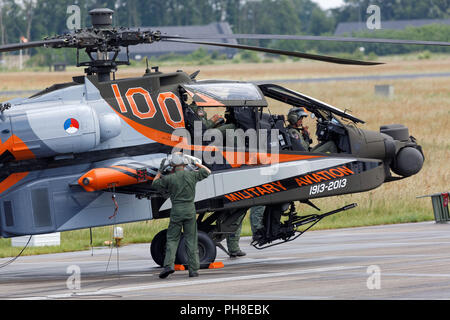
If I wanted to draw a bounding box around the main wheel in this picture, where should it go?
[150,229,182,267]
[150,229,167,267]
[176,231,217,269]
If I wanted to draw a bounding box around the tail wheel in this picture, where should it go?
[150,229,182,267]
[176,230,217,269]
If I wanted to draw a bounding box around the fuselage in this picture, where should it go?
[0,71,423,238]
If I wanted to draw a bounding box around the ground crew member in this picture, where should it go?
[152,152,211,279]
[226,205,267,255]
[226,213,247,257]
[190,103,242,256]
[250,205,265,241]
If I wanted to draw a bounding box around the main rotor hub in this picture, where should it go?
[89,8,114,29]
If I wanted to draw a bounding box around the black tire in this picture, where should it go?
[176,231,217,269]
[150,229,167,267]
[150,229,183,267]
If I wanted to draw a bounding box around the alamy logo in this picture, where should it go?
[171,122,280,174]
[66,265,81,291]
[366,265,381,290]
[366,5,381,30]
[67,5,81,30]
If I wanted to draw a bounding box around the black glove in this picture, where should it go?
[302,129,313,144]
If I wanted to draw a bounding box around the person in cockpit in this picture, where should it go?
[286,107,312,151]
[287,107,337,154]
[190,104,236,135]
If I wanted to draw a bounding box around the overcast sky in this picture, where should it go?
[311,0,344,10]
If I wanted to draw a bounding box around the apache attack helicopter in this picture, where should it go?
[0,8,442,268]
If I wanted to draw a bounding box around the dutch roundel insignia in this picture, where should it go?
[64,118,79,134]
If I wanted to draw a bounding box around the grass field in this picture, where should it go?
[0,57,449,258]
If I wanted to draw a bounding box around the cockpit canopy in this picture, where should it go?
[182,81,268,107]
[258,83,365,124]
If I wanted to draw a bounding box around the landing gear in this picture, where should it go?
[176,230,217,268]
[150,229,217,268]
[150,229,169,267]
[150,208,247,267]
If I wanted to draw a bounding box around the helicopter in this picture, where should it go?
[0,8,442,268]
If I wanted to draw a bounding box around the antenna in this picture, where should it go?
[77,8,130,82]
[145,57,150,74]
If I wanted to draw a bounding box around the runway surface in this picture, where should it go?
[1,221,450,300]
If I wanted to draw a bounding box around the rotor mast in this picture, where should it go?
[69,8,156,82]
[82,8,119,82]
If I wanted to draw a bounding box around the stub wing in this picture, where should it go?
[76,154,386,206]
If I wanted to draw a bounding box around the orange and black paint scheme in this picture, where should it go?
[223,165,355,203]
[0,135,35,195]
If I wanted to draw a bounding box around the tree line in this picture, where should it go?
[0,0,448,59]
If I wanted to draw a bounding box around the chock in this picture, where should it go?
[174,264,185,271]
[208,262,224,269]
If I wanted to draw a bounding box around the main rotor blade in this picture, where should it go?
[161,33,450,47]
[0,39,66,53]
[162,38,382,65]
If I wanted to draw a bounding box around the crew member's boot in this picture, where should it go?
[159,266,175,279]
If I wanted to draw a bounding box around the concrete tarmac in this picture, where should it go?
[1,221,450,300]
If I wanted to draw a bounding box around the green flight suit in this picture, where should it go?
[152,166,210,273]
[191,105,236,136]
[311,140,338,153]
[250,205,265,234]
[287,126,310,151]
[288,125,337,153]
[190,105,216,129]
[225,211,246,254]
[226,205,267,252]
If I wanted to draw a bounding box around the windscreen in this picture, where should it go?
[183,81,268,107]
